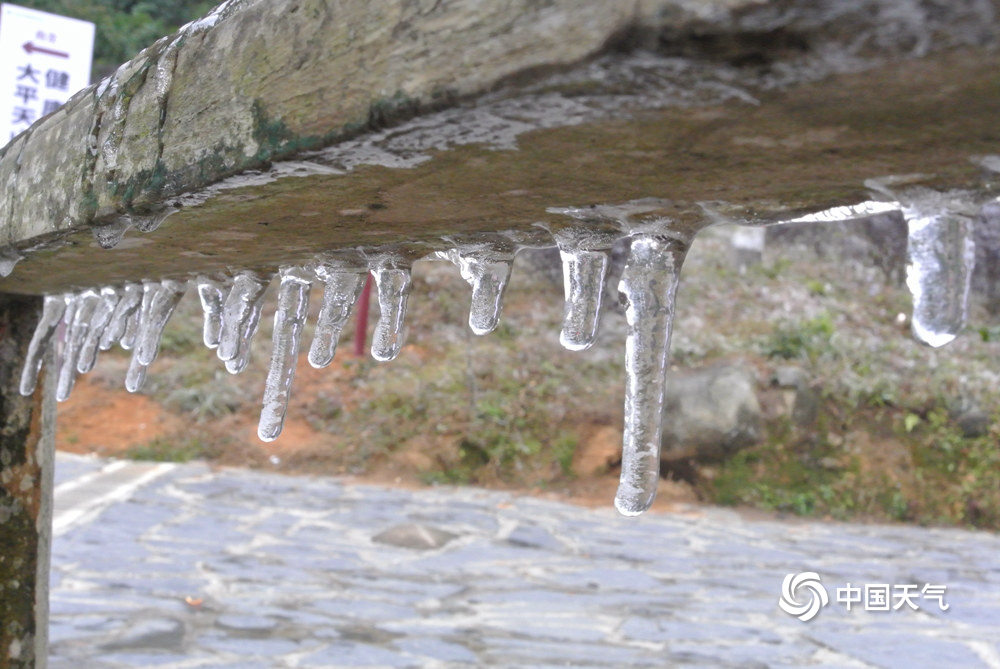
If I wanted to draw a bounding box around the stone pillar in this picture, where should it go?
[0,295,55,669]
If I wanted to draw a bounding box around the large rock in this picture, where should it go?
[660,363,761,463]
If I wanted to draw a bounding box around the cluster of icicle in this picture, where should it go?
[16,188,993,516]
[19,221,689,515]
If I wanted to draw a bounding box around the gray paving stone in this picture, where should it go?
[47,455,1000,667]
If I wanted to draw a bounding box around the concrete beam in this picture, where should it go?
[0,0,998,295]
[0,296,54,669]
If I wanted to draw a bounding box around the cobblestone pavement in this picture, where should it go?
[48,453,1000,668]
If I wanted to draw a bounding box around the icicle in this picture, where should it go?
[77,287,120,374]
[371,267,412,362]
[101,282,142,350]
[456,252,513,335]
[559,248,610,351]
[218,271,270,365]
[196,275,227,349]
[135,279,186,367]
[259,268,312,442]
[308,265,367,368]
[123,283,157,393]
[905,211,975,348]
[19,294,68,396]
[56,291,100,402]
[615,235,688,516]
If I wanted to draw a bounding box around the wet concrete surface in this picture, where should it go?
[48,452,1000,667]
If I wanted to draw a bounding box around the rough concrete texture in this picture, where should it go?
[0,0,998,295]
[0,296,55,669]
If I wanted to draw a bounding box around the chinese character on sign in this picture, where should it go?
[16,63,39,82]
[14,84,36,104]
[11,106,33,125]
[0,4,94,144]
[45,69,69,90]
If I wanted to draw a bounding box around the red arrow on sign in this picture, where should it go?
[22,41,69,58]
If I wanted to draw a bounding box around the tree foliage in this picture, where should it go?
[11,0,216,80]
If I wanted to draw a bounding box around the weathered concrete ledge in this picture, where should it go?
[0,0,999,294]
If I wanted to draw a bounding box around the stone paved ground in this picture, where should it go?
[48,453,1000,668]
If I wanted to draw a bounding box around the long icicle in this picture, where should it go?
[308,265,367,368]
[56,291,100,402]
[259,268,312,442]
[371,267,412,362]
[615,235,688,516]
[19,294,69,396]
[77,287,120,374]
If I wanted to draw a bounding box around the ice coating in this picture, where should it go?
[615,235,688,516]
[56,291,100,402]
[196,276,227,349]
[218,271,270,364]
[77,287,120,374]
[0,247,23,278]
[259,269,312,442]
[19,294,68,396]
[455,251,513,335]
[371,267,412,362]
[101,282,142,350]
[559,249,610,351]
[91,218,132,249]
[905,211,976,348]
[308,266,367,368]
[136,280,186,367]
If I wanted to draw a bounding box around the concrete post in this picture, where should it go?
[0,295,54,669]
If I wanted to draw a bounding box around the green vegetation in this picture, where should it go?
[15,0,215,78]
[125,435,212,462]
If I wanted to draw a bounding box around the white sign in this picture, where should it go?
[0,3,94,145]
